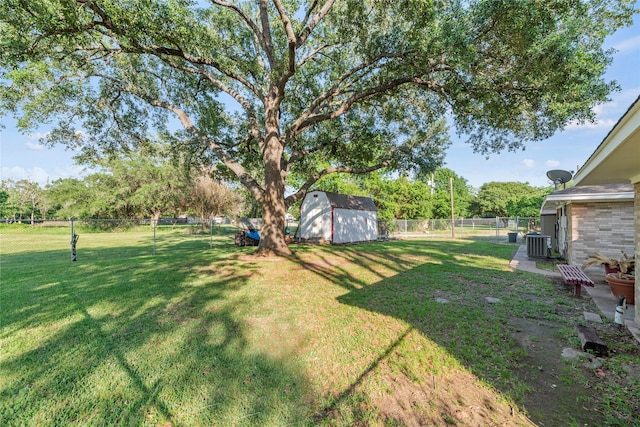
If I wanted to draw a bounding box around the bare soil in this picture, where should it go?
[373,280,640,426]
[370,317,640,426]
[376,368,535,426]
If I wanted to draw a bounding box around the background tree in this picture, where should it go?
[505,189,553,218]
[81,148,193,219]
[0,179,45,223]
[474,182,548,217]
[1,1,634,255]
[189,175,245,223]
[429,169,471,219]
[45,178,93,219]
[306,173,368,198]
[372,176,433,221]
[310,172,433,221]
[0,189,9,219]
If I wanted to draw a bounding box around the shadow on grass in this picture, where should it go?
[0,240,314,425]
[2,235,589,425]
[292,239,580,424]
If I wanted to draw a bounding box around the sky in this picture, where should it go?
[1,12,639,190]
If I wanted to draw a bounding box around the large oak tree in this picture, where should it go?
[1,0,634,255]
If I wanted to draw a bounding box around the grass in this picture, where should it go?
[1,225,639,426]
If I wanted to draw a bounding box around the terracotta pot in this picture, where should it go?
[605,273,635,305]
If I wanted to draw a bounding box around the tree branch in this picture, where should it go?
[257,0,276,68]
[97,74,265,203]
[297,0,335,48]
[75,1,266,101]
[297,43,332,68]
[209,0,275,68]
[287,53,402,138]
[301,75,441,129]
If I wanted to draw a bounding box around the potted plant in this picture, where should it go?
[582,251,635,274]
[583,251,635,304]
[605,271,635,305]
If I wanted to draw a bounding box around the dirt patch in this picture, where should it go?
[376,369,535,426]
[237,254,287,262]
[508,317,602,425]
[370,316,640,426]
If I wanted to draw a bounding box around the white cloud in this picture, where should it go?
[565,88,640,131]
[545,160,561,168]
[522,159,536,168]
[565,118,617,131]
[25,141,45,151]
[1,164,88,187]
[613,35,640,54]
[28,132,50,140]
[1,166,49,185]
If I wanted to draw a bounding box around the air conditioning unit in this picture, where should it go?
[527,234,551,259]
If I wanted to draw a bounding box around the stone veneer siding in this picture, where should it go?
[567,201,635,270]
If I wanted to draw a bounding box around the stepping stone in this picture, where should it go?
[583,311,603,323]
[435,298,449,304]
[561,348,602,368]
[485,297,501,304]
[561,347,588,360]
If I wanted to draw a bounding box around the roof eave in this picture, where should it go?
[573,95,640,185]
[539,191,634,215]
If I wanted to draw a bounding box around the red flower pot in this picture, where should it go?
[605,273,635,305]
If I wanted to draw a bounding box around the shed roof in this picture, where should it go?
[540,184,634,215]
[319,191,378,211]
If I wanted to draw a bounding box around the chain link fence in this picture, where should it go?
[382,217,540,240]
[1,216,538,263]
[0,218,239,263]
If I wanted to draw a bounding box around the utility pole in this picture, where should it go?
[450,178,455,239]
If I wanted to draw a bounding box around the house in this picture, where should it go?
[298,191,378,244]
[539,184,635,266]
[571,95,640,326]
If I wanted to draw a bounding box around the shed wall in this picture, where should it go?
[333,208,378,244]
[299,192,333,241]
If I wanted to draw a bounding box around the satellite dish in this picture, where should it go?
[546,170,573,189]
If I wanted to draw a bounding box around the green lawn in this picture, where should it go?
[1,225,638,426]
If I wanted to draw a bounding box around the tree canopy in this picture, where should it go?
[1,144,246,221]
[1,0,634,254]
[473,181,552,217]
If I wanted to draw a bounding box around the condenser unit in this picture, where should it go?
[527,234,551,259]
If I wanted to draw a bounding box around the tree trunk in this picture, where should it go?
[257,190,291,256]
[255,112,292,257]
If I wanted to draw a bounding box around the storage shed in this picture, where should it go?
[299,191,378,244]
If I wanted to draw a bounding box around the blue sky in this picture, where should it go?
[1,13,639,190]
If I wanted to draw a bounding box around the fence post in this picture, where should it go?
[209,218,214,249]
[70,218,79,262]
[152,218,157,255]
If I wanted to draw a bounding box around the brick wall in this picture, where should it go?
[567,201,635,270]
